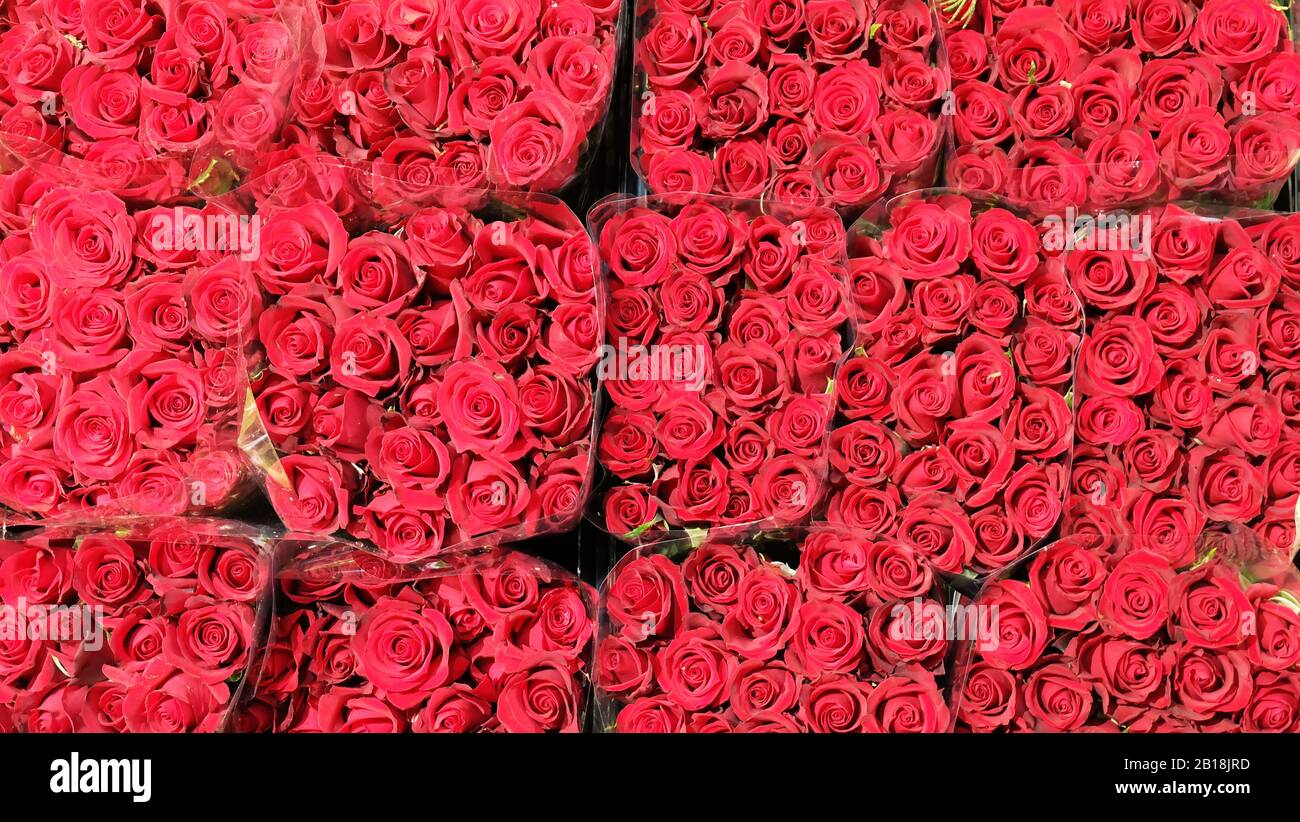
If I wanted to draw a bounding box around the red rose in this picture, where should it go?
[863,667,950,732]
[640,11,706,87]
[958,662,1020,731]
[265,454,354,534]
[786,600,865,676]
[1230,113,1300,199]
[805,0,870,63]
[1077,315,1165,398]
[798,676,872,732]
[1128,492,1204,568]
[1078,634,1168,709]
[1028,539,1105,631]
[1188,445,1265,523]
[720,565,801,660]
[354,591,464,710]
[1024,661,1093,732]
[607,553,689,641]
[495,653,582,732]
[1243,672,1300,732]
[71,535,148,612]
[681,542,755,616]
[1190,0,1286,65]
[412,685,493,733]
[163,597,255,684]
[977,579,1049,671]
[117,661,228,733]
[599,208,676,288]
[898,493,976,573]
[617,695,688,732]
[1172,561,1253,649]
[488,92,583,190]
[251,203,348,295]
[653,627,737,711]
[1098,550,1175,640]
[1169,643,1253,720]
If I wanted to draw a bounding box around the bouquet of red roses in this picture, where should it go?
[0,518,273,733]
[0,0,313,189]
[822,190,1083,577]
[1063,203,1300,571]
[950,528,1300,732]
[236,541,595,732]
[590,193,853,538]
[593,525,958,732]
[631,0,948,210]
[266,0,625,193]
[231,156,601,560]
[0,147,256,523]
[942,0,1300,209]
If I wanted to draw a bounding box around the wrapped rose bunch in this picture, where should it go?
[238,543,595,732]
[239,158,600,560]
[0,0,309,181]
[592,194,852,537]
[943,0,1300,208]
[0,174,254,521]
[270,0,624,192]
[594,526,956,732]
[952,529,1300,732]
[0,519,271,733]
[823,191,1083,577]
[1065,204,1300,568]
[633,0,948,210]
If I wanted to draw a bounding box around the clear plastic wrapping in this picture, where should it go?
[1059,201,1300,571]
[0,517,275,733]
[948,527,1300,732]
[592,524,962,732]
[221,156,602,560]
[0,140,256,525]
[939,0,1300,209]
[629,0,950,212]
[587,192,853,539]
[271,0,629,195]
[233,539,596,732]
[820,188,1083,577]
[0,0,315,186]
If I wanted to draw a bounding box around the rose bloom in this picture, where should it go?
[249,179,600,558]
[5,0,302,185]
[256,546,594,733]
[942,0,1299,204]
[596,197,850,531]
[0,521,271,733]
[596,529,959,733]
[824,192,1080,576]
[633,0,946,203]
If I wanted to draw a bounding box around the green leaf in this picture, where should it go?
[1271,590,1300,615]
[937,0,978,27]
[190,158,220,189]
[623,519,657,540]
[1064,388,1074,410]
[1027,60,1038,85]
[1189,546,1217,571]
[685,527,710,547]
